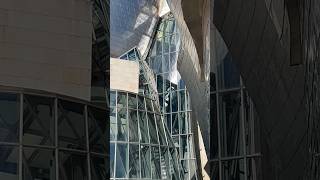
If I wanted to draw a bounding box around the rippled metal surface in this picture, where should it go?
[110,0,159,57]
[304,0,320,179]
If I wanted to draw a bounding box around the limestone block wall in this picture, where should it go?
[0,0,92,100]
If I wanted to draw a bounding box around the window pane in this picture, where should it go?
[138,96,145,110]
[165,114,171,134]
[117,108,128,141]
[110,143,115,178]
[247,157,262,180]
[127,94,137,109]
[151,146,161,179]
[90,154,107,180]
[0,93,19,143]
[179,112,187,134]
[59,151,88,180]
[58,100,86,150]
[172,113,179,135]
[179,90,186,111]
[155,115,166,145]
[23,95,55,146]
[115,143,128,178]
[138,111,149,143]
[210,93,218,159]
[110,107,117,141]
[208,161,219,180]
[129,144,140,178]
[109,91,116,107]
[117,92,127,109]
[88,107,107,153]
[221,159,245,180]
[140,145,151,178]
[217,52,240,89]
[157,75,163,93]
[181,160,189,180]
[160,147,170,179]
[22,147,55,180]
[0,145,19,179]
[219,91,243,157]
[128,109,139,142]
[146,98,153,112]
[147,113,158,144]
[171,91,178,112]
[169,148,180,179]
[180,135,189,159]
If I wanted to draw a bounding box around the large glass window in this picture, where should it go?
[59,151,88,180]
[88,107,107,154]
[0,93,20,143]
[219,91,243,157]
[58,100,86,150]
[23,95,55,146]
[115,143,128,178]
[0,145,19,179]
[22,147,55,180]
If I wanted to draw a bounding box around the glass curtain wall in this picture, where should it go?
[146,13,199,180]
[0,91,107,180]
[209,52,262,180]
[109,90,180,180]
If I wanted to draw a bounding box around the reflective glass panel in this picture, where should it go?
[110,143,115,178]
[151,146,161,179]
[155,115,167,145]
[181,160,189,180]
[59,151,88,180]
[179,90,186,111]
[110,107,117,141]
[22,147,55,180]
[0,93,19,143]
[210,93,218,158]
[23,95,55,146]
[88,107,107,153]
[221,159,245,180]
[117,108,128,141]
[147,113,158,144]
[0,145,19,179]
[160,147,170,179]
[128,94,137,109]
[157,75,164,93]
[138,111,149,143]
[140,145,151,178]
[128,109,139,142]
[117,92,127,109]
[171,91,178,112]
[129,144,140,178]
[217,53,240,89]
[138,96,145,110]
[58,100,86,150]
[115,143,128,178]
[90,154,107,180]
[219,91,243,157]
[172,113,179,135]
[179,112,187,134]
[110,91,116,107]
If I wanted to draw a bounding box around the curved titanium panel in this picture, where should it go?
[213,0,307,179]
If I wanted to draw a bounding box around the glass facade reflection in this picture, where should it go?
[0,91,107,180]
[146,14,198,180]
[109,90,181,179]
[209,52,262,179]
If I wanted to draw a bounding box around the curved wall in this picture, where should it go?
[213,0,306,179]
[0,87,107,180]
[0,0,92,101]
